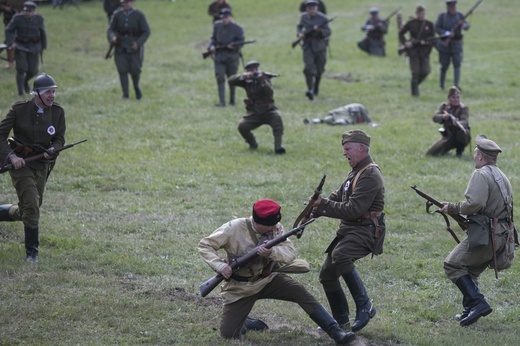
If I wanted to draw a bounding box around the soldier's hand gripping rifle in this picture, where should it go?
[292,17,336,49]
[293,174,326,229]
[202,40,257,59]
[199,218,315,297]
[398,35,439,55]
[441,0,483,48]
[411,185,468,243]
[0,139,88,174]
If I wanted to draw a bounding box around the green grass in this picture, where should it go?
[0,0,519,345]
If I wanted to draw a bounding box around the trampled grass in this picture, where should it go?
[0,0,519,345]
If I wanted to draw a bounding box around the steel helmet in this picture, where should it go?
[33,73,57,91]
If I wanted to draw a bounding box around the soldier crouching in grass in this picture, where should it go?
[198,199,355,344]
[440,135,517,327]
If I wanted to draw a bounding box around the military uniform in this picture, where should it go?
[208,9,244,106]
[296,6,330,100]
[435,2,470,89]
[228,62,284,153]
[107,3,151,99]
[442,135,514,327]
[298,0,326,14]
[358,10,387,56]
[0,81,66,260]
[103,0,120,21]
[4,2,46,96]
[426,89,470,157]
[398,8,435,96]
[198,200,355,344]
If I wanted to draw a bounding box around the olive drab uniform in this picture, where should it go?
[435,9,469,90]
[426,101,470,157]
[0,98,66,259]
[398,15,435,96]
[208,14,244,106]
[107,5,151,99]
[358,16,387,56]
[296,9,330,100]
[4,6,46,96]
[228,71,284,153]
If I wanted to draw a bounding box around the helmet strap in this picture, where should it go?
[36,90,51,108]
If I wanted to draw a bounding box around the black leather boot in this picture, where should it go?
[343,269,376,332]
[411,79,420,97]
[215,82,226,107]
[455,294,471,321]
[241,316,268,334]
[324,288,350,328]
[454,275,492,326]
[0,204,15,222]
[24,225,39,262]
[309,306,355,345]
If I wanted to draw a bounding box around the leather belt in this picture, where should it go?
[230,274,263,282]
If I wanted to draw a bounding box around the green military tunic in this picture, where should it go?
[427,101,470,156]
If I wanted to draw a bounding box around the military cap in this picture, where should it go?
[23,1,36,10]
[305,0,319,6]
[219,8,232,17]
[120,0,134,3]
[369,7,379,14]
[245,60,260,70]
[446,0,457,4]
[416,5,426,13]
[341,129,371,146]
[253,199,282,226]
[448,86,460,97]
[475,135,502,157]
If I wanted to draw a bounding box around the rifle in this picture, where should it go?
[0,43,8,61]
[446,113,468,134]
[398,35,439,55]
[293,174,326,229]
[292,16,336,49]
[0,139,88,174]
[384,7,401,23]
[411,185,468,243]
[105,43,115,60]
[202,40,256,59]
[199,218,315,297]
[441,0,483,48]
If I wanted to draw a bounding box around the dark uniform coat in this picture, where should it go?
[427,101,470,156]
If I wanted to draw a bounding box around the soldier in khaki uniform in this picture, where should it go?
[426,86,470,157]
[198,199,355,344]
[440,135,514,326]
[4,1,46,96]
[228,60,285,154]
[311,130,385,333]
[0,73,65,262]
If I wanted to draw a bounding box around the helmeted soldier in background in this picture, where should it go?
[228,60,285,154]
[357,7,388,57]
[107,0,151,99]
[4,1,46,96]
[296,0,331,101]
[0,73,65,262]
[207,7,244,107]
[0,0,25,68]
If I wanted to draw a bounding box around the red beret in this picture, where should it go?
[252,199,282,226]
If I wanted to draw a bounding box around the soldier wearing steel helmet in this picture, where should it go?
[0,73,65,262]
[228,60,285,154]
[4,1,46,96]
[357,7,388,57]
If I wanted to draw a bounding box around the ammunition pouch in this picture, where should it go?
[466,214,490,250]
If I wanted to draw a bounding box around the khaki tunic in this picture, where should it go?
[198,217,297,304]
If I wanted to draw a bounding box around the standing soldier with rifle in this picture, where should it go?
[107,0,151,100]
[310,130,385,333]
[296,0,331,101]
[357,7,390,57]
[0,73,65,262]
[0,0,24,69]
[398,5,435,97]
[4,1,45,97]
[207,7,244,107]
[439,135,515,327]
[435,0,477,91]
[198,199,355,344]
[426,86,470,157]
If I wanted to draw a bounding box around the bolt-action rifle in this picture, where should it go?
[199,218,315,297]
[292,16,336,49]
[202,40,257,59]
[411,185,468,243]
[293,174,326,229]
[383,7,402,23]
[0,139,88,174]
[398,35,439,55]
[440,0,483,48]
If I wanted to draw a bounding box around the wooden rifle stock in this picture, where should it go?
[398,36,439,55]
[441,0,483,47]
[0,139,88,174]
[411,185,467,243]
[199,218,315,297]
[292,17,335,48]
[202,40,257,59]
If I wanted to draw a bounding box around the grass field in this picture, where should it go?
[0,0,519,345]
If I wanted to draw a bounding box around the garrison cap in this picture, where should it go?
[245,60,260,70]
[369,7,379,14]
[219,8,232,17]
[23,1,36,10]
[448,86,460,97]
[342,129,371,146]
[475,135,502,157]
[252,199,282,226]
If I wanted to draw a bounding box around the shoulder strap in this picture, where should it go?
[483,165,513,219]
[352,163,378,190]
